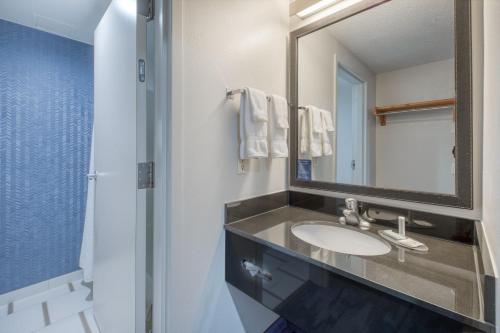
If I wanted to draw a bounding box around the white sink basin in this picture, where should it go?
[291,222,391,256]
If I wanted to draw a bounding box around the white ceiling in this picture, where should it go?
[326,0,454,73]
[0,0,112,44]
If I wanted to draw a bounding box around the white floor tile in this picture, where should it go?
[48,270,83,289]
[34,313,87,333]
[13,284,70,313]
[0,304,45,333]
[0,281,49,306]
[1,280,95,333]
[46,289,92,323]
[0,270,81,306]
[0,304,7,317]
[83,309,100,333]
[71,280,87,291]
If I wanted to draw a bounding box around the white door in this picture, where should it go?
[335,65,365,185]
[93,1,147,332]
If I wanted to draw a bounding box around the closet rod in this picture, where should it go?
[374,98,456,126]
[374,98,455,114]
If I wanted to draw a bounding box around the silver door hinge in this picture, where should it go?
[138,161,154,189]
[138,59,146,82]
[138,0,154,21]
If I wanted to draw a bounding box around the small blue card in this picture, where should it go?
[297,159,312,181]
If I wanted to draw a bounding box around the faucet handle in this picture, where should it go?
[345,198,358,210]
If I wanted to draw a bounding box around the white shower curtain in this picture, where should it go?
[79,133,95,283]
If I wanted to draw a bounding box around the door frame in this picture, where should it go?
[151,0,171,332]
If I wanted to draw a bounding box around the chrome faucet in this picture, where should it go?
[339,198,371,230]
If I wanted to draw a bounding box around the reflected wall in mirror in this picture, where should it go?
[297,0,457,195]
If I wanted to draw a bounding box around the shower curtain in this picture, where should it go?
[79,133,95,283]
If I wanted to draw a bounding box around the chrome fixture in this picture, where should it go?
[398,216,406,238]
[226,87,275,102]
[225,87,305,109]
[241,260,272,281]
[339,198,371,230]
[225,88,246,99]
[87,172,98,181]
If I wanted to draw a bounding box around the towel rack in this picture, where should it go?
[226,88,305,109]
[226,88,246,99]
[226,88,274,102]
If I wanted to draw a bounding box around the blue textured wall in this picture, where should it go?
[0,19,93,294]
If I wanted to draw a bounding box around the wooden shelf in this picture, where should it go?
[373,98,456,126]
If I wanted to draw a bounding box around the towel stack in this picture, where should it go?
[269,94,290,158]
[239,87,289,159]
[300,106,335,158]
[239,87,269,159]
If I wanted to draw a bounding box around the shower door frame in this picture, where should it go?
[151,0,171,332]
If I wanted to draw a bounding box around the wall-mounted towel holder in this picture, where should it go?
[226,88,273,101]
[226,88,245,99]
[225,88,305,109]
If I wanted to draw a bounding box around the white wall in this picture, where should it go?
[376,59,455,105]
[482,0,500,330]
[298,29,376,183]
[375,59,455,194]
[167,0,288,332]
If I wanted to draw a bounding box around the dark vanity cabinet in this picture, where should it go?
[226,232,485,333]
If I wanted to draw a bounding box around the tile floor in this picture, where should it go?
[0,280,99,333]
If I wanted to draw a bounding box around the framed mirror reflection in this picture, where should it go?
[290,0,473,208]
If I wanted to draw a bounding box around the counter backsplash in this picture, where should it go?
[226,190,475,245]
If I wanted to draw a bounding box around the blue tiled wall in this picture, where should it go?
[0,19,93,294]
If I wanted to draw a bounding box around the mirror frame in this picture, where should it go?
[289,0,473,209]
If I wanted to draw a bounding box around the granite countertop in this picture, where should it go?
[225,206,493,332]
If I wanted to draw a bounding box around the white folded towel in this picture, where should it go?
[321,130,333,156]
[247,87,268,122]
[321,110,334,156]
[321,109,335,132]
[307,106,323,157]
[310,106,323,133]
[268,94,289,158]
[299,111,309,155]
[239,87,269,159]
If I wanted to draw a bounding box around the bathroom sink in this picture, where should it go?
[291,222,391,256]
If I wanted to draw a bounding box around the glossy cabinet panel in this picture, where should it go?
[226,232,486,333]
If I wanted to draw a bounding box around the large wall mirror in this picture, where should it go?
[290,0,472,208]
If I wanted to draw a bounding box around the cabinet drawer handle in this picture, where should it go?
[241,260,272,281]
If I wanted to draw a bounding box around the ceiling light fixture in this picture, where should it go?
[296,0,343,18]
[296,0,364,19]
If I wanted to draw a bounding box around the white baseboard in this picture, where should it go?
[0,270,83,305]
